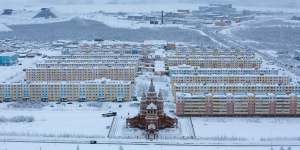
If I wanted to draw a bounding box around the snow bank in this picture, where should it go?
[0,23,12,32]
[0,116,34,123]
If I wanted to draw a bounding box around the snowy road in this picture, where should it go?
[1,138,300,147]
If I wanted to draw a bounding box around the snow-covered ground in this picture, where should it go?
[0,49,60,83]
[0,3,196,30]
[0,101,300,146]
[1,142,296,150]
[0,23,12,32]
[0,102,114,138]
[192,117,300,141]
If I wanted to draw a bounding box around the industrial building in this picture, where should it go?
[0,52,18,66]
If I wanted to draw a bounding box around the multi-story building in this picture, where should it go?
[44,59,139,64]
[167,54,254,60]
[36,62,138,68]
[166,58,262,68]
[48,54,141,60]
[176,92,300,116]
[173,83,300,96]
[25,66,137,81]
[171,75,290,85]
[165,47,300,117]
[169,65,279,76]
[0,79,133,102]
[0,52,18,66]
[167,48,255,56]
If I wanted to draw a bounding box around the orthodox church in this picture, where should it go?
[126,79,177,139]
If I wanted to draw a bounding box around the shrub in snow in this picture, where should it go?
[0,116,34,123]
[8,101,47,109]
[87,102,103,108]
[10,116,34,122]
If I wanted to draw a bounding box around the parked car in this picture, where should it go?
[102,112,117,117]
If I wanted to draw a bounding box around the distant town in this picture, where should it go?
[0,1,300,150]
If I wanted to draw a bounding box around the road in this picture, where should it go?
[1,138,300,147]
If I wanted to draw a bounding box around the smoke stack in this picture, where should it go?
[161,11,164,24]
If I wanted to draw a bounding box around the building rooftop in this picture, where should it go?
[0,52,17,57]
[176,92,300,101]
[1,78,131,85]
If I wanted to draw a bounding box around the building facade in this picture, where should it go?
[0,79,133,102]
[176,92,300,116]
[173,83,300,96]
[25,66,137,81]
[169,65,278,76]
[166,58,262,68]
[171,75,290,85]
[0,52,18,66]
[48,54,141,60]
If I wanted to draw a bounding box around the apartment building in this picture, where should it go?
[169,65,279,75]
[176,92,300,116]
[48,54,141,60]
[36,62,138,68]
[166,58,262,68]
[167,48,255,57]
[167,54,254,60]
[173,83,300,96]
[0,79,133,102]
[45,59,139,64]
[171,75,290,85]
[25,66,137,81]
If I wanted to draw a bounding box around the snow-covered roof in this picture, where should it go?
[27,65,136,69]
[1,78,131,85]
[176,92,300,101]
[171,74,289,78]
[154,61,165,72]
[174,82,299,86]
[146,103,157,110]
[0,52,17,57]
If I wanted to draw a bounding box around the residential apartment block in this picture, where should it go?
[171,75,290,85]
[176,92,300,116]
[0,79,133,102]
[173,83,300,96]
[169,65,278,76]
[166,58,262,68]
[25,66,137,81]
[167,47,300,116]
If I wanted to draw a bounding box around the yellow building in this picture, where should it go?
[166,58,262,68]
[0,79,133,102]
[25,66,137,81]
[173,83,300,96]
[171,75,290,85]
